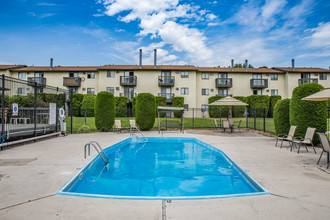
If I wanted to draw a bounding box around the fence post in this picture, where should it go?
[246,107,248,128]
[254,108,256,130]
[1,75,5,139]
[34,82,37,137]
[56,87,59,132]
[263,108,266,132]
[84,108,87,125]
[70,89,73,134]
[192,108,194,129]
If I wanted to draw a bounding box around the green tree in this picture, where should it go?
[95,92,115,132]
[136,93,156,131]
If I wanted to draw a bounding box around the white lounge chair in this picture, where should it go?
[275,125,297,150]
[292,127,316,154]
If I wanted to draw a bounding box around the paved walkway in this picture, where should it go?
[0,131,329,219]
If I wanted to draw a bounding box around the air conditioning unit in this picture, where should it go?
[314,73,318,76]
[176,88,179,91]
[211,89,214,92]
[266,89,270,92]
[116,87,120,90]
[82,88,86,91]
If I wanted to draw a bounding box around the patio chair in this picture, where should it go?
[129,120,138,132]
[114,120,126,133]
[232,120,242,132]
[275,125,297,149]
[213,119,222,132]
[222,120,232,133]
[316,132,330,169]
[292,127,316,154]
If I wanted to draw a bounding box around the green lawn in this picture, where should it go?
[65,116,275,133]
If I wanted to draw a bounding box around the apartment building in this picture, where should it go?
[1,58,330,117]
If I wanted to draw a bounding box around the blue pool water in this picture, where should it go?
[57,137,269,199]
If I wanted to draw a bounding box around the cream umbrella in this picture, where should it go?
[302,88,330,101]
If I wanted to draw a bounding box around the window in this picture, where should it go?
[202,88,209,95]
[181,71,189,78]
[87,88,95,94]
[271,89,278,96]
[35,72,44,77]
[271,74,278,80]
[18,72,26,79]
[181,88,189,95]
[201,104,209,111]
[184,104,189,111]
[218,73,227,78]
[69,72,78,77]
[18,88,25,95]
[106,87,114,94]
[87,72,95,79]
[253,89,262,95]
[218,89,228,96]
[320,73,327,80]
[107,71,115,78]
[201,73,209,79]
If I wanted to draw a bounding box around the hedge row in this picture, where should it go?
[172,97,184,118]
[155,96,167,117]
[273,99,291,135]
[114,96,130,117]
[0,93,65,108]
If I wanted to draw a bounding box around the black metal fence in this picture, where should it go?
[0,75,68,146]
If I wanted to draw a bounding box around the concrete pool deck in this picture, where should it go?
[0,131,329,219]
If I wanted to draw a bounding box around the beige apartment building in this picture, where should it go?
[1,59,330,117]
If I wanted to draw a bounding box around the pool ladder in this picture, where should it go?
[130,126,146,141]
[84,141,109,167]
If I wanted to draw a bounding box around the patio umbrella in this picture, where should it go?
[302,88,330,101]
[209,96,248,121]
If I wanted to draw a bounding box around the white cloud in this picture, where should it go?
[306,22,330,48]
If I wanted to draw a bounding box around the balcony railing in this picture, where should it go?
[158,93,175,102]
[158,76,175,87]
[215,78,232,88]
[298,78,318,85]
[27,77,46,87]
[63,77,81,87]
[119,93,136,101]
[120,76,137,86]
[250,79,268,89]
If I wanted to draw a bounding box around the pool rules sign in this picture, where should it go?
[49,103,56,124]
[12,103,18,116]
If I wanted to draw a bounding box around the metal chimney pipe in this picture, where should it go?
[291,59,295,71]
[154,49,157,69]
[231,59,234,71]
[50,58,53,70]
[139,49,142,69]
[245,59,248,71]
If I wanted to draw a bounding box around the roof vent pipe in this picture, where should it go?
[154,49,157,69]
[139,49,142,69]
[50,58,53,70]
[291,58,295,71]
[231,59,234,71]
[245,59,248,71]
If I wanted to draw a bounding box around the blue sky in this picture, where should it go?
[1,0,330,68]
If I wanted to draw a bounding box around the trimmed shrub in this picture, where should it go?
[247,95,270,117]
[77,125,90,133]
[136,93,156,131]
[268,95,282,117]
[114,96,130,117]
[72,93,84,116]
[37,93,65,107]
[80,94,96,117]
[132,97,137,117]
[208,96,229,118]
[95,91,115,132]
[273,99,291,135]
[172,97,184,118]
[233,96,249,117]
[290,83,327,140]
[155,96,167,117]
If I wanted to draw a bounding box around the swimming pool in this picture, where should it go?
[57,137,269,199]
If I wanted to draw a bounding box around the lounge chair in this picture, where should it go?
[275,125,297,149]
[129,120,137,132]
[292,127,316,154]
[213,119,222,132]
[232,120,242,132]
[114,120,126,133]
[316,132,330,169]
[222,120,232,133]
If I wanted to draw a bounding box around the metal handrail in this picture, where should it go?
[84,141,109,166]
[130,126,146,141]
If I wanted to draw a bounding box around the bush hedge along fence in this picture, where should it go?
[172,97,184,118]
[114,96,130,117]
[155,96,167,117]
[208,96,229,118]
[248,95,270,117]
[290,83,327,140]
[95,91,115,132]
[136,93,156,131]
[132,97,137,117]
[269,95,282,117]
[273,99,291,135]
[72,93,84,116]
[233,96,249,117]
[80,94,96,117]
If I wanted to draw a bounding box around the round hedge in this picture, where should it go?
[80,94,96,117]
[273,99,291,135]
[136,93,156,131]
[95,91,115,132]
[290,83,327,139]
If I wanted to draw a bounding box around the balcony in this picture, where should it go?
[250,79,268,89]
[298,78,318,85]
[27,77,46,87]
[158,93,175,102]
[158,76,175,87]
[120,76,137,86]
[119,93,136,101]
[215,78,232,88]
[63,77,81,87]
